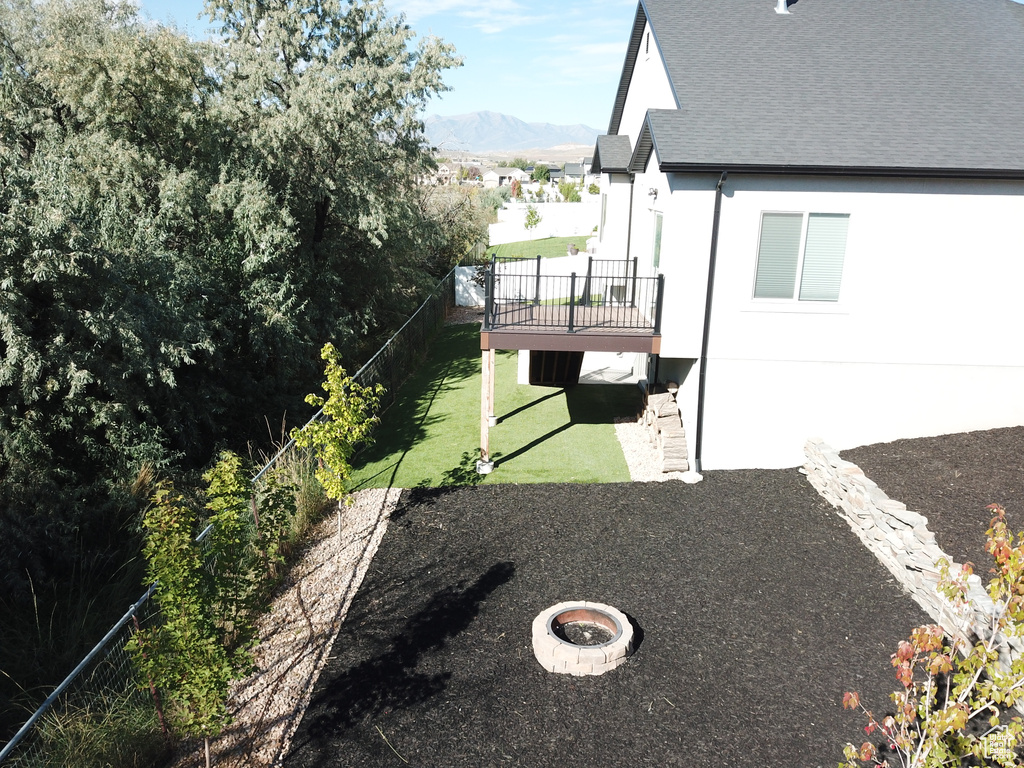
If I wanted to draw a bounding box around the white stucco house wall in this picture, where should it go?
[593,0,1024,471]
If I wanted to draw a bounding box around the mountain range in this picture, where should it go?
[423,111,600,154]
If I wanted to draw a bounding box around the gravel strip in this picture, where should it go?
[614,416,687,482]
[169,487,400,768]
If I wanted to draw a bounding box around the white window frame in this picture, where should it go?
[599,193,608,242]
[749,210,850,312]
[651,211,664,271]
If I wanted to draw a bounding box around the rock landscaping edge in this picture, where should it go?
[803,438,1021,668]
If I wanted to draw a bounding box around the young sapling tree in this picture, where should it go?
[842,504,1024,767]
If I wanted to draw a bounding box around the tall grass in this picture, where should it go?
[29,690,169,768]
[0,544,148,743]
[249,440,333,562]
[1,448,332,766]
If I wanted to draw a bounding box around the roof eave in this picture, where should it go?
[657,161,1024,180]
[627,114,658,174]
[607,3,648,136]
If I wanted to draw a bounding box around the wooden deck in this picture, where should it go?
[481,302,660,353]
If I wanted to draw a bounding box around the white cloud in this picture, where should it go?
[398,0,541,33]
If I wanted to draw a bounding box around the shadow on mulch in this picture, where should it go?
[843,426,1024,573]
[284,473,929,768]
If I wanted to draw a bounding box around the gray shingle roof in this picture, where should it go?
[610,0,1024,176]
[593,135,633,173]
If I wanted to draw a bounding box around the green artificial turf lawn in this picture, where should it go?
[484,236,584,261]
[349,323,638,489]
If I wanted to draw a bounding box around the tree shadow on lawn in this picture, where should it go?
[350,324,482,489]
[410,381,640,482]
[492,382,640,469]
[290,561,515,744]
[351,329,642,490]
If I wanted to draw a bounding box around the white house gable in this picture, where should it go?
[617,20,676,147]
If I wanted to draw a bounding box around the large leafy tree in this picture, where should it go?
[206,0,462,344]
[0,0,471,731]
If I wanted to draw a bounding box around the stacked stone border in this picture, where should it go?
[643,382,688,474]
[803,439,1022,668]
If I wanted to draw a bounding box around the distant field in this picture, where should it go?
[484,236,582,260]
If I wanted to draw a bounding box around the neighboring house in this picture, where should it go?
[435,163,457,185]
[563,163,584,184]
[583,0,1024,471]
[482,167,527,188]
[581,156,599,189]
[548,167,565,184]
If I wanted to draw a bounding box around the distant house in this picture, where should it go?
[548,167,564,184]
[435,163,458,185]
[482,167,526,188]
[583,0,1024,470]
[580,156,598,188]
[563,163,584,184]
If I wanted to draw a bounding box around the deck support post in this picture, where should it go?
[567,273,577,333]
[630,257,639,307]
[478,347,496,474]
[534,255,542,305]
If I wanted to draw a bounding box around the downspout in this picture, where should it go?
[693,171,728,474]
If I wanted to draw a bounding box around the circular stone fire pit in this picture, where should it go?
[532,601,634,676]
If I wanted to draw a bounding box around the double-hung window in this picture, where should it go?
[753,212,850,302]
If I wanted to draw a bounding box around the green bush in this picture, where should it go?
[525,205,542,231]
[558,181,582,203]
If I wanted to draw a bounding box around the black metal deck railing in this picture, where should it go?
[482,255,664,335]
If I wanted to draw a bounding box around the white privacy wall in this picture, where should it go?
[487,201,600,246]
[656,174,1024,469]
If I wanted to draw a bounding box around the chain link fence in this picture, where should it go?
[0,268,457,767]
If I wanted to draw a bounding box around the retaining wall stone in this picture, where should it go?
[803,438,1006,656]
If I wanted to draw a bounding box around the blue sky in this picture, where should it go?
[136,0,638,129]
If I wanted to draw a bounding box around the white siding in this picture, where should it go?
[650,174,1024,469]
[597,173,634,259]
[632,169,717,358]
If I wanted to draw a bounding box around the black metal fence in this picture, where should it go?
[483,256,664,335]
[0,268,457,767]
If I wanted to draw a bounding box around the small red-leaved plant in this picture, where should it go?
[841,504,1024,768]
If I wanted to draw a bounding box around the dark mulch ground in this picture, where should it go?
[843,426,1024,573]
[285,473,930,768]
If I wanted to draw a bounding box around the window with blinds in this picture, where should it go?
[753,212,849,302]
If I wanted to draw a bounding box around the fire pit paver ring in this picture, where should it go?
[532,601,635,676]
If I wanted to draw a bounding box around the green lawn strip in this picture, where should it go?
[349,323,637,489]
[485,236,585,261]
[536,294,603,306]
